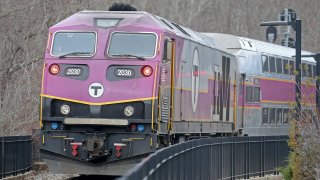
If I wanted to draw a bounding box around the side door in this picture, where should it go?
[158,38,175,132]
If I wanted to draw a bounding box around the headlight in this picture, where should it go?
[124,106,134,117]
[60,104,70,115]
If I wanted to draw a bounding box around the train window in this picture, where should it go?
[308,64,312,78]
[289,61,295,75]
[276,58,282,74]
[262,108,268,125]
[162,39,172,63]
[283,109,289,124]
[51,32,96,57]
[276,108,283,125]
[262,55,269,72]
[246,86,253,103]
[269,108,276,124]
[108,32,157,58]
[313,65,317,78]
[253,87,260,103]
[283,59,289,75]
[302,63,307,77]
[269,57,276,73]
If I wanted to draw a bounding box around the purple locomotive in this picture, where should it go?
[40,10,316,175]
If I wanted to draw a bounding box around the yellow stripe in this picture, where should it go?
[151,64,158,131]
[250,76,315,86]
[169,41,176,131]
[157,34,162,55]
[240,106,262,109]
[261,100,316,106]
[42,135,45,144]
[40,63,46,128]
[175,87,208,93]
[261,100,293,104]
[40,94,156,105]
[259,77,294,83]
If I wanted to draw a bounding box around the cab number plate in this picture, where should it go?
[115,68,134,77]
[65,67,83,76]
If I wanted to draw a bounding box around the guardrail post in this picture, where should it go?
[262,136,265,177]
[220,138,223,179]
[247,136,250,179]
[1,137,4,179]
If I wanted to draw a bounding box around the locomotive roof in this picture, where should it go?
[50,11,228,52]
[203,33,316,63]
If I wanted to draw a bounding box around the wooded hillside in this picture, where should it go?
[0,0,319,135]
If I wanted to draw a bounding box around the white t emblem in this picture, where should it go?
[89,83,104,98]
[191,48,200,112]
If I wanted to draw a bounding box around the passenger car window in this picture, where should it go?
[289,61,295,75]
[253,87,260,103]
[269,57,276,73]
[308,64,312,78]
[262,55,269,73]
[269,108,276,124]
[283,109,289,124]
[302,63,307,77]
[262,108,268,125]
[246,86,253,103]
[313,65,317,78]
[276,58,282,74]
[283,59,289,75]
[276,108,282,125]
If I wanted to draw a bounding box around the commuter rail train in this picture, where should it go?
[40,10,316,175]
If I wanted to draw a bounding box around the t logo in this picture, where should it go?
[191,48,199,112]
[88,83,104,98]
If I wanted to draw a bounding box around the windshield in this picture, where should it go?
[51,32,96,57]
[108,33,157,58]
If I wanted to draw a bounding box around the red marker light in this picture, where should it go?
[130,123,137,132]
[115,145,122,151]
[49,64,60,75]
[72,150,78,156]
[72,144,78,150]
[141,65,153,77]
[115,151,121,158]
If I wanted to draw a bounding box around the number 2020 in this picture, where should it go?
[66,68,81,75]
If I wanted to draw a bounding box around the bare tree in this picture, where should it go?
[0,0,319,137]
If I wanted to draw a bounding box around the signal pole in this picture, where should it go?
[260,11,302,119]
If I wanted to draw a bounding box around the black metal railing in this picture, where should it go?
[120,136,289,180]
[0,136,32,179]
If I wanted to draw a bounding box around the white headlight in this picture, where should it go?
[124,106,134,117]
[60,105,70,115]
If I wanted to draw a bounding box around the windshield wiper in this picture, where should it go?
[112,54,145,60]
[58,52,92,59]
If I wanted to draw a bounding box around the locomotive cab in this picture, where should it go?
[40,11,166,175]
